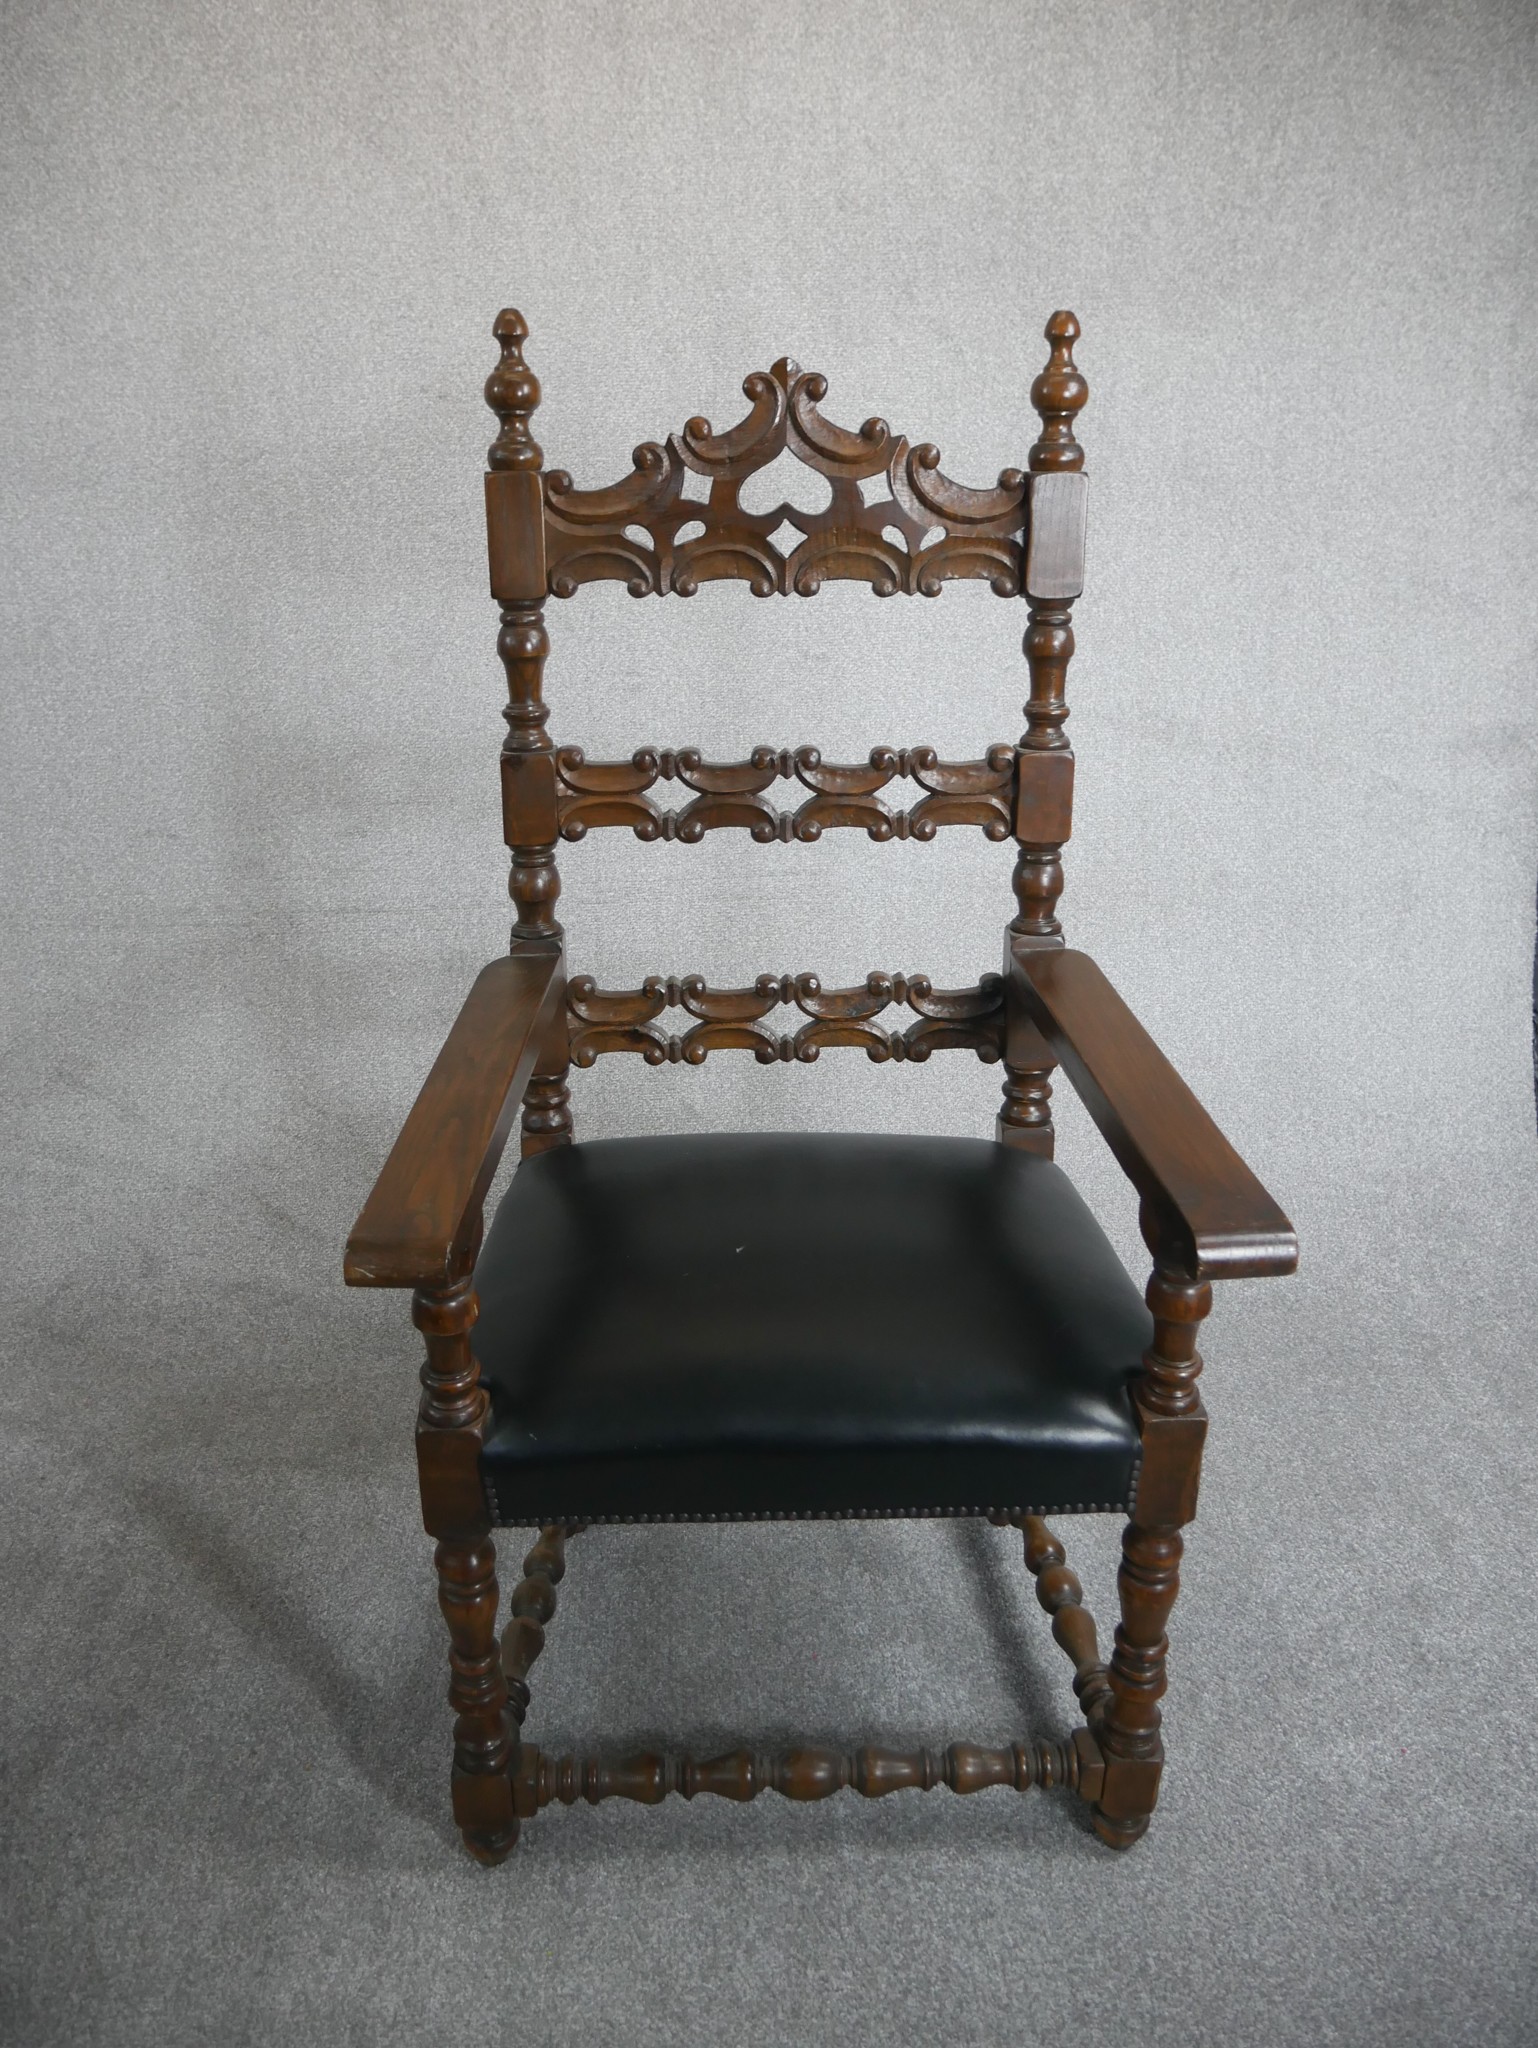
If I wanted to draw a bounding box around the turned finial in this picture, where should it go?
[486,307,543,472]
[1029,311,1087,473]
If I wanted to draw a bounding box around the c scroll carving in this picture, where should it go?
[566,971,1006,1067]
[543,358,1026,599]
[551,744,1014,843]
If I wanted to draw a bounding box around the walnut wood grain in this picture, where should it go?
[542,353,1027,599]
[499,1524,581,1730]
[519,1067,572,1155]
[435,1533,518,1862]
[520,982,574,1160]
[565,970,1004,1067]
[412,1277,518,1862]
[1011,945,1298,1281]
[518,1735,1087,1811]
[487,314,563,945]
[1024,471,1088,602]
[344,951,564,1289]
[553,743,1014,843]
[998,312,1088,1151]
[1028,311,1088,472]
[413,1274,491,1534]
[1013,1515,1114,1726]
[1094,1269,1212,1849]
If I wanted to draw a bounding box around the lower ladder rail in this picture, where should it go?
[514,1732,1103,1815]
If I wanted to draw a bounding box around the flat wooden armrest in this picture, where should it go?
[344,949,563,1290]
[1012,945,1298,1282]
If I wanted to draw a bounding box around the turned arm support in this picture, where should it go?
[1010,944,1297,1282]
[344,948,564,1290]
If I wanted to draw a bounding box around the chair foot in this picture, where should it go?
[1091,1808,1150,1851]
[461,1822,521,1866]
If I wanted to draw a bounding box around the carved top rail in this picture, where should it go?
[552,743,1015,843]
[567,971,1005,1066]
[541,356,1029,600]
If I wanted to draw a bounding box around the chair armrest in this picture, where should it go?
[344,950,563,1290]
[1011,945,1298,1282]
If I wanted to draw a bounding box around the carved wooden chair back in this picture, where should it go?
[485,308,1088,1149]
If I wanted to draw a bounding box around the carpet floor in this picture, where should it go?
[3,974,1535,2046]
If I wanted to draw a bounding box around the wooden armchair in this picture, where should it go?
[344,308,1297,1865]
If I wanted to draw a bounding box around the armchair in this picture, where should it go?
[345,307,1297,1865]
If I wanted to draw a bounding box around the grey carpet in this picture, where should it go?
[3,1,1537,2043]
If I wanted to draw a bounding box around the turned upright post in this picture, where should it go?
[1093,1201,1212,1849]
[414,1267,519,1864]
[997,312,1088,1155]
[485,309,573,1155]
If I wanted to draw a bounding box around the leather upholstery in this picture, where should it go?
[475,1133,1149,1524]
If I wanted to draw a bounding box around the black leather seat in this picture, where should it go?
[474,1133,1149,1524]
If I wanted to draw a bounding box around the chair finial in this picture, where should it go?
[486,307,543,472]
[1029,311,1087,474]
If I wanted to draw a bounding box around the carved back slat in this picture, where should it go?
[548,743,1016,845]
[563,972,1005,1070]
[481,311,1089,1122]
[532,353,1029,602]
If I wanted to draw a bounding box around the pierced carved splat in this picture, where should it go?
[565,971,1005,1067]
[552,743,1015,843]
[541,356,1027,599]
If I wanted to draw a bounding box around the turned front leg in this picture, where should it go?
[415,1275,519,1865]
[1094,1263,1210,1850]
[435,1531,518,1863]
